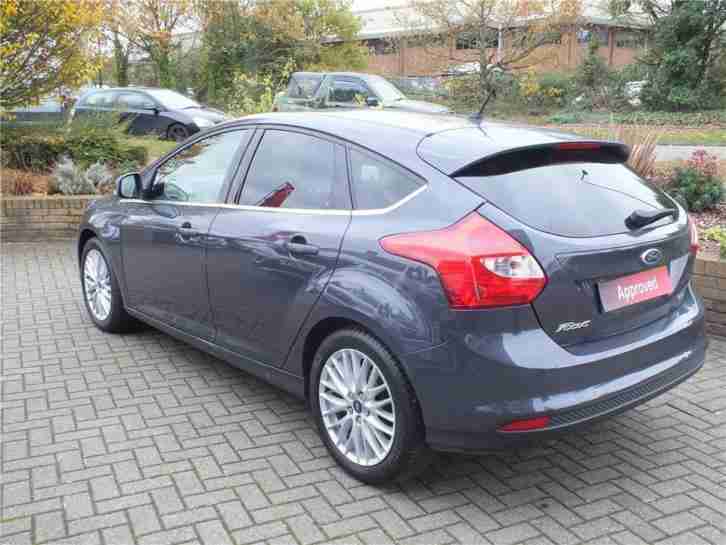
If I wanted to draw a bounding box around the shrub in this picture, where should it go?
[547,111,582,124]
[520,70,570,110]
[573,39,611,107]
[668,150,724,212]
[51,156,96,195]
[1,169,36,195]
[703,226,726,260]
[84,162,114,193]
[611,110,726,127]
[0,126,149,172]
[608,125,661,179]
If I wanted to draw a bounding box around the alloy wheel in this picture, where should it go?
[83,249,112,321]
[318,348,396,466]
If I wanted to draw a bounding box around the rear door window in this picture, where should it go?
[456,162,676,237]
[349,149,423,210]
[239,130,348,210]
[116,92,155,110]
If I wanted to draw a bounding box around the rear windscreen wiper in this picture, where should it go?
[625,208,677,230]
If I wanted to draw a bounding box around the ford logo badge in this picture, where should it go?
[641,248,663,266]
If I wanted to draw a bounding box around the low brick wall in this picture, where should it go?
[2,195,725,337]
[693,257,726,338]
[1,195,96,241]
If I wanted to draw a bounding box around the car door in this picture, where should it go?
[120,128,253,339]
[206,128,351,366]
[115,91,167,136]
[72,90,117,122]
[324,77,375,109]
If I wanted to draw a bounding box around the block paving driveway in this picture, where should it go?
[2,241,726,545]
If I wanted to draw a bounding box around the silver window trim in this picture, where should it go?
[119,184,426,217]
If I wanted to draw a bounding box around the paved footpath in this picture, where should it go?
[2,241,726,545]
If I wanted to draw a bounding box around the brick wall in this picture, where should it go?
[693,258,726,338]
[367,27,645,77]
[1,196,95,242]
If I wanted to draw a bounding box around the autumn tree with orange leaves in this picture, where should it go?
[0,0,103,110]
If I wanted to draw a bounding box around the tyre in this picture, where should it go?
[167,123,189,142]
[80,238,138,333]
[310,328,430,483]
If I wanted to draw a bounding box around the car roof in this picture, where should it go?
[230,110,596,175]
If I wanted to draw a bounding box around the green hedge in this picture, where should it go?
[0,129,148,172]
[611,110,726,127]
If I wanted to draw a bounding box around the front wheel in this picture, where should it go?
[310,328,430,483]
[167,123,189,142]
[81,238,138,333]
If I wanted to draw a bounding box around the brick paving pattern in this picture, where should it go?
[2,241,726,545]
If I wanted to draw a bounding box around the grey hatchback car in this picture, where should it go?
[78,111,706,483]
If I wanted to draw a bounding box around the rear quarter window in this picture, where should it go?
[456,162,676,237]
[349,149,423,210]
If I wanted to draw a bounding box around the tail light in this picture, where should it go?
[380,212,546,309]
[688,216,699,255]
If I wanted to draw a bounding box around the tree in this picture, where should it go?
[616,0,726,111]
[109,0,196,88]
[196,0,367,105]
[0,0,103,110]
[402,0,582,113]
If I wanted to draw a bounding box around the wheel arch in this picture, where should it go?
[296,313,418,404]
[78,228,97,265]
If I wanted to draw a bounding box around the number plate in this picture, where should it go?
[598,266,672,312]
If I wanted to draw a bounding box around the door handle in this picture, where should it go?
[285,235,319,256]
[178,221,201,238]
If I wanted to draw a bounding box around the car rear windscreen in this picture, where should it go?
[456,162,677,237]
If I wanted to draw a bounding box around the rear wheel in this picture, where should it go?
[81,238,137,333]
[167,123,189,142]
[310,328,430,483]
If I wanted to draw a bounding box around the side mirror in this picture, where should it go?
[116,172,141,199]
[366,96,380,107]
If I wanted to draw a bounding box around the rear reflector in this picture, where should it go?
[380,212,546,309]
[498,416,551,432]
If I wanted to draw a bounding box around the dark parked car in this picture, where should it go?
[273,72,450,114]
[71,87,227,141]
[78,111,706,483]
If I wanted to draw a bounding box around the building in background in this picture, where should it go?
[349,1,651,78]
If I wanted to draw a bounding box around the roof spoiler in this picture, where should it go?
[452,141,631,178]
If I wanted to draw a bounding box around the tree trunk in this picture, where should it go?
[113,33,129,87]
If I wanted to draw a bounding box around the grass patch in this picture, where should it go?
[551,126,726,146]
[123,137,177,164]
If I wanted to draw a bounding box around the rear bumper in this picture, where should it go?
[404,283,707,452]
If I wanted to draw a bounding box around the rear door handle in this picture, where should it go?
[178,221,201,238]
[285,235,319,256]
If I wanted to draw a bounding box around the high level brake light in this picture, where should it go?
[380,213,547,309]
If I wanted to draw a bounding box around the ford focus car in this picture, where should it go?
[77,111,706,483]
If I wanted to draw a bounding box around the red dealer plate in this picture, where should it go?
[598,266,672,312]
